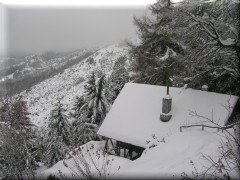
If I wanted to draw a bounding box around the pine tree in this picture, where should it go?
[84,72,96,100]
[128,0,185,85]
[45,100,70,166]
[84,72,108,124]
[0,96,36,179]
[70,72,109,147]
[48,100,70,145]
[107,56,130,104]
[70,96,99,147]
[179,0,240,95]
[71,96,86,120]
[45,131,67,166]
[70,117,98,147]
[70,97,89,147]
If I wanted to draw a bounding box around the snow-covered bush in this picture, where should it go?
[145,134,165,153]
[60,142,120,179]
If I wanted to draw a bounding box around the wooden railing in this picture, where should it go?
[180,123,235,132]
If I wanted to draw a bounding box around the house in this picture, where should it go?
[97,83,239,160]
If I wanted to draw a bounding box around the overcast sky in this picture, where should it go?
[6,6,146,56]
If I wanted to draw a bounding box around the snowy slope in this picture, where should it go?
[0,49,90,81]
[20,44,129,127]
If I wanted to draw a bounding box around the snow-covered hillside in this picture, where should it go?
[0,49,91,82]
[20,44,129,127]
[15,43,238,179]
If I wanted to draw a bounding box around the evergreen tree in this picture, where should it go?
[84,72,108,124]
[70,117,98,147]
[45,100,70,166]
[84,72,96,102]
[129,0,239,95]
[0,96,36,179]
[71,96,86,120]
[70,95,99,147]
[128,0,185,85]
[32,128,46,164]
[70,96,89,147]
[48,100,70,145]
[45,131,67,166]
[107,56,130,104]
[180,0,240,95]
[70,72,109,147]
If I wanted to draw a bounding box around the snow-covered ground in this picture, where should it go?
[116,130,237,179]
[36,141,130,179]
[37,130,238,179]
[20,44,129,127]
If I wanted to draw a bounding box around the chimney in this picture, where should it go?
[160,84,172,122]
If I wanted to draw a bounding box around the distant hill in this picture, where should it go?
[0,49,94,96]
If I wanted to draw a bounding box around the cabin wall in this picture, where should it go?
[115,140,144,160]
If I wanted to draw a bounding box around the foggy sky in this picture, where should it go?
[7,6,146,56]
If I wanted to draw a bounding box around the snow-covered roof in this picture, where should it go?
[97,83,239,148]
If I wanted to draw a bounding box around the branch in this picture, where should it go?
[186,11,238,49]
